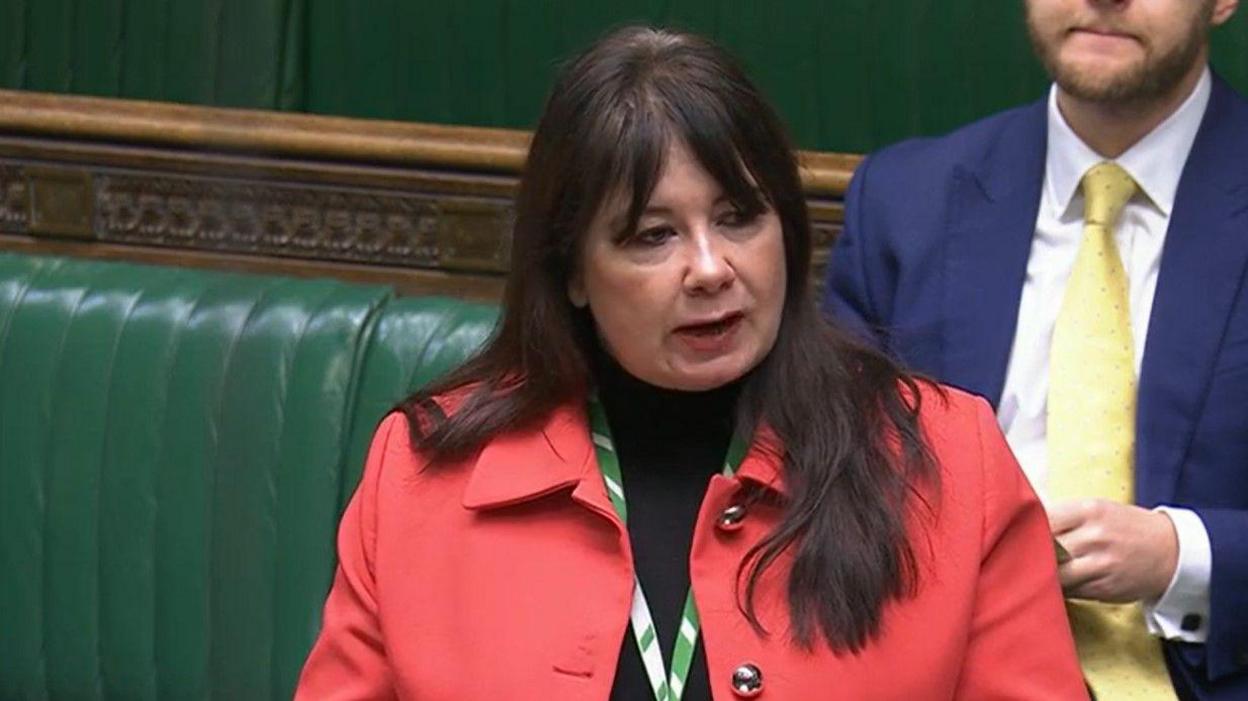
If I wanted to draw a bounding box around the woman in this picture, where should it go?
[297,27,1087,700]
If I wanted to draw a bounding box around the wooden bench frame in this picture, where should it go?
[0,90,857,300]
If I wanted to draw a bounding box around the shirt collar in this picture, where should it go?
[1044,65,1211,219]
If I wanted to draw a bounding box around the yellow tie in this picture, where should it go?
[1048,162,1174,699]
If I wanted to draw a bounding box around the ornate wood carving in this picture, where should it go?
[0,164,29,231]
[96,173,444,268]
[0,89,855,300]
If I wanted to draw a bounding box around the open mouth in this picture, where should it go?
[677,312,744,337]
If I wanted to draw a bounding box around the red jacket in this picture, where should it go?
[297,385,1088,700]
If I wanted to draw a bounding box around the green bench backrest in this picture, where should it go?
[0,253,498,700]
[342,295,499,508]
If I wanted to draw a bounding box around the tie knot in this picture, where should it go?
[1081,161,1136,227]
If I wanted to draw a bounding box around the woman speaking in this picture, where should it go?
[296,26,1086,700]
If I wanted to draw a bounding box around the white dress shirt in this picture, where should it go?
[997,67,1213,643]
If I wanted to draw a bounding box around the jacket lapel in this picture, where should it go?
[1136,76,1248,506]
[460,402,613,517]
[941,102,1048,406]
[462,403,788,514]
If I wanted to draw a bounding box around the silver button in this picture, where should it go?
[717,504,748,531]
[731,662,763,697]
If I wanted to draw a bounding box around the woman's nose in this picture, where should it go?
[683,230,735,294]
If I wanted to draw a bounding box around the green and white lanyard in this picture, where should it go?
[587,397,749,701]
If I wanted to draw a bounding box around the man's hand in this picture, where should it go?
[1050,499,1179,603]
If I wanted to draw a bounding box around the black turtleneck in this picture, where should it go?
[595,353,739,701]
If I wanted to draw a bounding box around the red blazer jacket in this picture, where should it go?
[297,385,1087,700]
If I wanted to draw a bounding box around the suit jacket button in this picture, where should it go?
[731,662,763,697]
[717,504,748,531]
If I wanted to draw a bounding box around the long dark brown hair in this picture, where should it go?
[402,26,937,653]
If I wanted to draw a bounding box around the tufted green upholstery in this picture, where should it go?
[0,253,498,700]
[342,296,498,506]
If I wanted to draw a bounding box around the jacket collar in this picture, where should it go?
[461,401,596,510]
[732,427,787,495]
[940,99,1048,404]
[461,399,787,511]
[1135,73,1248,505]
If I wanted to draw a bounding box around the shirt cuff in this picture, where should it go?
[1144,506,1212,643]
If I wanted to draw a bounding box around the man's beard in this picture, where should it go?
[1026,12,1210,107]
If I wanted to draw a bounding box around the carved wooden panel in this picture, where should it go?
[0,159,518,278]
[92,173,501,271]
[0,164,28,232]
[27,166,94,238]
[0,90,855,299]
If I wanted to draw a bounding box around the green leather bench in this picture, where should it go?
[0,253,498,700]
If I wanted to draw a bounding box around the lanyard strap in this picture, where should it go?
[587,397,748,701]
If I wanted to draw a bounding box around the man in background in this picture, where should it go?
[823,0,1247,698]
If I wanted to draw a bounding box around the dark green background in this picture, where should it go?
[3,0,1246,153]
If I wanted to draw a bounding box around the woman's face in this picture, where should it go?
[569,139,787,391]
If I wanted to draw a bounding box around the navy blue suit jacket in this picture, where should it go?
[823,76,1248,700]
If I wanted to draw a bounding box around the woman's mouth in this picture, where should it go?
[674,312,745,351]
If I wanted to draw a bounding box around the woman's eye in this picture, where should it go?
[717,209,756,228]
[629,226,675,246]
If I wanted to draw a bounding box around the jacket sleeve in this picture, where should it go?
[1189,506,1248,680]
[294,413,404,701]
[952,398,1090,700]
[821,153,891,351]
